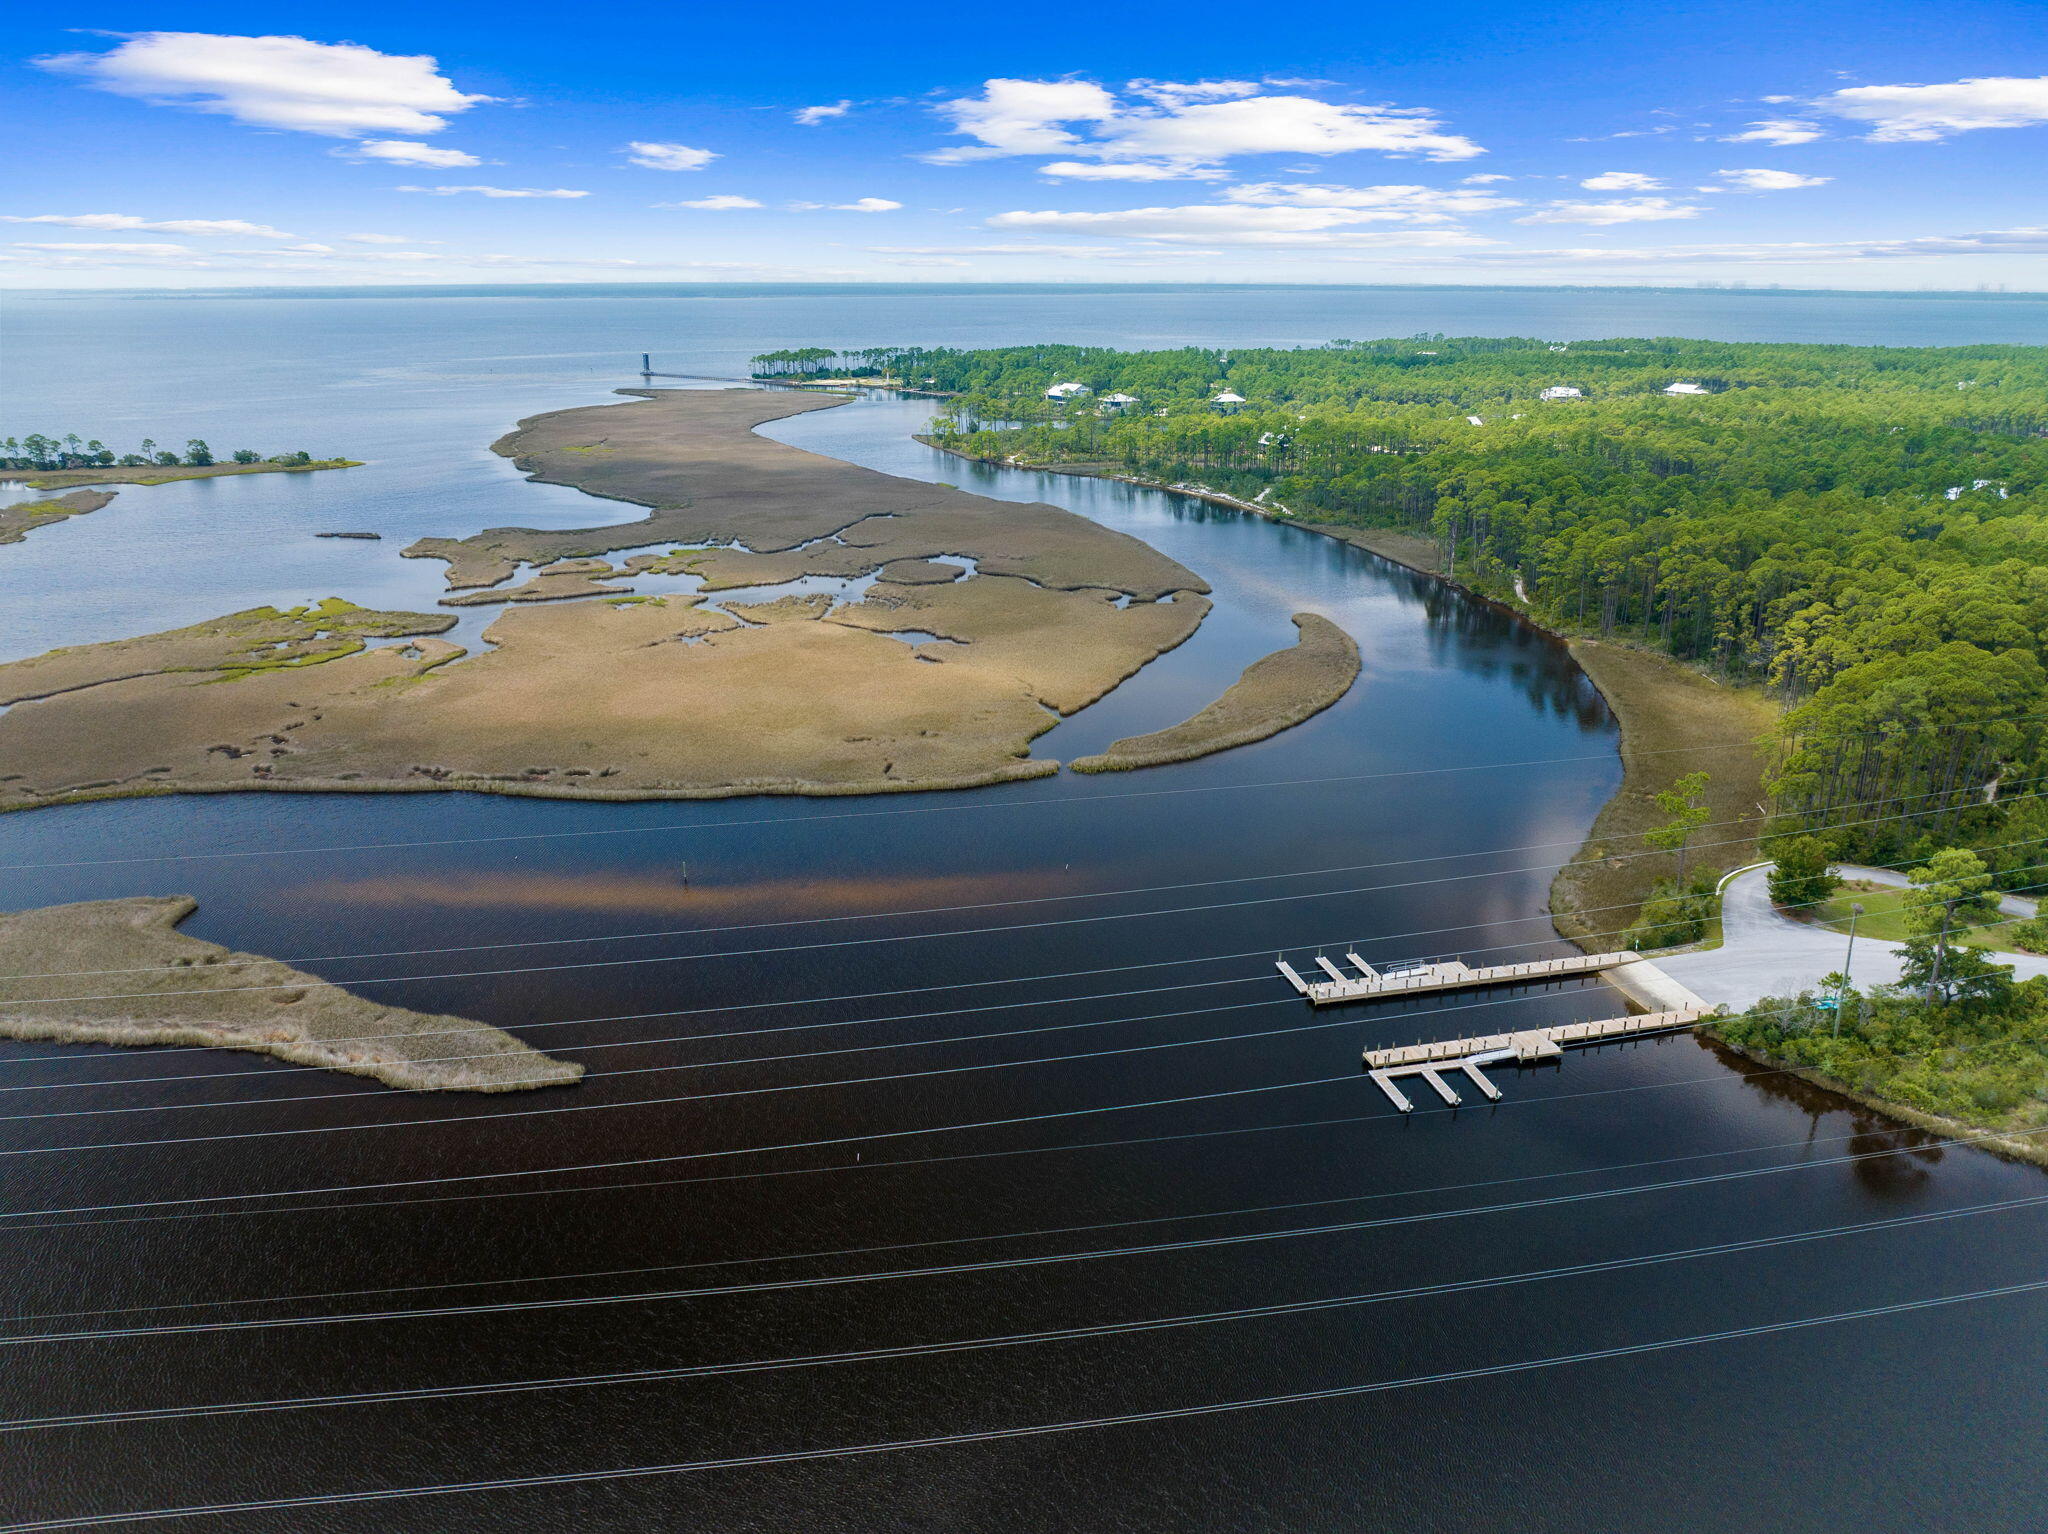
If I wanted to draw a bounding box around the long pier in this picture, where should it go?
[1362,1008,1707,1112]
[1276,950,1639,1007]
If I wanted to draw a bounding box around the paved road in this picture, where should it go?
[1657,864,2047,1012]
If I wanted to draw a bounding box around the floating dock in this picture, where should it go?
[1362,1008,1707,1112]
[1277,950,1639,1007]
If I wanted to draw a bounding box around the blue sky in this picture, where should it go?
[4,0,2044,288]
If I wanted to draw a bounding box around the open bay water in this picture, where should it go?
[1,287,2046,1530]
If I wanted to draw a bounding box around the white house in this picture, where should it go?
[1099,392,1139,413]
[1466,415,1486,426]
[1045,381,1092,401]
[1664,381,1711,396]
[1538,385,1584,401]
[1211,390,1247,413]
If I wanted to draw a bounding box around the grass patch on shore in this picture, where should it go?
[1071,612,1359,772]
[1806,882,2037,954]
[1549,638,1779,951]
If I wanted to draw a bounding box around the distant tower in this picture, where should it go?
[641,353,652,375]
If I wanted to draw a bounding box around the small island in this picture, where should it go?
[0,897,582,1092]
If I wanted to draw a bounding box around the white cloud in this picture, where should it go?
[1580,170,1663,190]
[988,203,1495,246]
[1222,182,1518,217]
[1106,94,1482,164]
[832,197,902,212]
[396,185,589,198]
[795,101,852,125]
[1125,78,1262,105]
[0,213,296,238]
[928,77,1482,171]
[1038,160,1224,181]
[36,32,486,137]
[1722,119,1824,145]
[889,256,973,267]
[13,241,194,255]
[1708,167,1830,191]
[1517,197,1703,225]
[625,141,718,171]
[1461,173,1512,184]
[1815,75,2048,141]
[927,78,1121,161]
[350,139,481,168]
[660,195,763,210]
[342,232,412,243]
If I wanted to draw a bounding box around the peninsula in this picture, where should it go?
[0,489,116,545]
[0,388,1337,809]
[0,897,582,1091]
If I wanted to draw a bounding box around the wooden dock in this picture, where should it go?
[1363,1009,1707,1112]
[1277,950,1639,1007]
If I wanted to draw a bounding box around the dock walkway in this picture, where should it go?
[1278,950,1639,1007]
[1362,1009,1707,1112]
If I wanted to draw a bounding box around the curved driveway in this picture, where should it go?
[1655,864,2047,1012]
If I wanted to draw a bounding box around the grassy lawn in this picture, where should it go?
[1805,880,2035,953]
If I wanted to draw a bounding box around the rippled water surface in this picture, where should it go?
[3,289,2046,1532]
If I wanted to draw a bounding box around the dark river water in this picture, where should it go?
[3,290,2047,1531]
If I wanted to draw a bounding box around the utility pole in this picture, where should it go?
[1835,902,1863,1038]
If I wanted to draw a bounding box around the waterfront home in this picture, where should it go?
[1100,392,1139,413]
[1045,381,1092,402]
[1664,381,1711,395]
[1211,390,1247,413]
[1538,385,1584,401]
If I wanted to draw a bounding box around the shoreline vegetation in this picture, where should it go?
[919,431,1778,937]
[906,334,2046,919]
[1,389,1359,811]
[0,458,358,490]
[1071,612,1360,772]
[0,897,582,1091]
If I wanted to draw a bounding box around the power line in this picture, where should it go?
[3,851,2041,1122]
[10,1190,2045,1427]
[3,1001,2035,1230]
[7,1276,2044,1530]
[8,767,2031,986]
[7,1112,2039,1349]
[8,870,2046,1128]
[0,745,1753,875]
[4,701,2037,876]
[0,1102,1972,1327]
[11,780,2040,1011]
